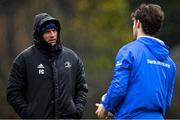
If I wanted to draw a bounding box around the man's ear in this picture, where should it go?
[136,20,141,28]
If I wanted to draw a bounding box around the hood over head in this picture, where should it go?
[138,37,169,61]
[33,13,61,40]
[32,13,62,56]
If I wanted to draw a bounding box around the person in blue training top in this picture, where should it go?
[95,3,176,119]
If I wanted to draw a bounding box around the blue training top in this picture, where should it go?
[102,36,176,119]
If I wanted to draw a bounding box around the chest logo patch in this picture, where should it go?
[65,61,71,68]
[37,64,45,74]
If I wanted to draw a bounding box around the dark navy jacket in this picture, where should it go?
[7,13,88,119]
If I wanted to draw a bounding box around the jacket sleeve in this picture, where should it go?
[7,54,29,118]
[74,57,88,118]
[166,63,176,112]
[102,47,133,113]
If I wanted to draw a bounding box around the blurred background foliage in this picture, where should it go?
[0,0,179,118]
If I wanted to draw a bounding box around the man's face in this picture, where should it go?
[42,29,58,46]
[132,19,137,39]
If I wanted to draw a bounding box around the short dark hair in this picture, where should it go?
[131,3,164,36]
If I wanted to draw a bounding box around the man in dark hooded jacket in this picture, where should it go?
[7,13,88,119]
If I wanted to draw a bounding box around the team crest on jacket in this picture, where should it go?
[37,64,45,74]
[64,61,71,68]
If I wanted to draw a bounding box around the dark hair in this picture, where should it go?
[131,3,164,36]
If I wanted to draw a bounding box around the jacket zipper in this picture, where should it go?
[51,59,59,118]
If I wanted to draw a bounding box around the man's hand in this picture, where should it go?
[95,103,108,119]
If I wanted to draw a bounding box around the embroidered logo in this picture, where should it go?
[115,61,122,67]
[147,59,170,68]
[37,64,45,74]
[64,61,71,68]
